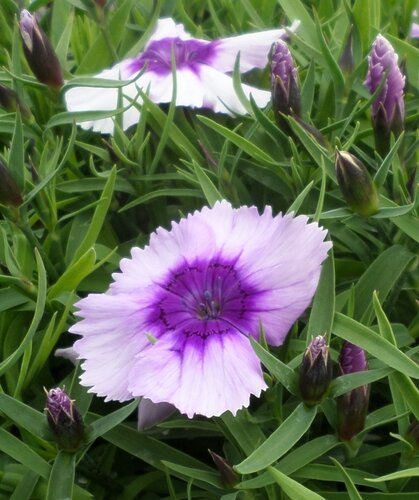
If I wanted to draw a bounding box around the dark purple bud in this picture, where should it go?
[46,387,84,451]
[209,450,238,488]
[339,26,354,74]
[299,335,332,406]
[337,342,370,441]
[271,40,301,121]
[0,84,32,120]
[0,160,23,207]
[335,150,379,217]
[19,10,64,89]
[364,35,405,155]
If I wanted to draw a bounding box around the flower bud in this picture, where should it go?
[337,342,370,441]
[45,387,85,451]
[0,160,23,207]
[299,335,332,406]
[364,35,405,156]
[271,40,301,122]
[339,26,354,75]
[0,84,32,120]
[335,150,379,216]
[19,10,64,89]
[209,450,238,488]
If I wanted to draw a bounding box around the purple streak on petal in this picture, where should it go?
[364,35,405,125]
[137,398,176,430]
[127,37,218,76]
[339,341,368,374]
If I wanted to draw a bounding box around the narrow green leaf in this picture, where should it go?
[235,404,317,474]
[332,313,419,379]
[330,457,363,500]
[351,245,414,321]
[308,251,335,339]
[162,461,223,489]
[250,338,297,394]
[0,250,46,376]
[77,0,134,74]
[193,162,223,207]
[287,181,314,215]
[314,15,345,94]
[23,125,77,206]
[276,0,317,45]
[48,248,96,300]
[268,466,325,500]
[0,393,46,438]
[0,428,50,479]
[197,115,277,165]
[373,133,405,188]
[238,435,339,489]
[219,410,266,456]
[10,470,39,500]
[71,167,116,263]
[329,367,392,398]
[88,399,139,442]
[47,452,76,500]
[365,468,419,482]
[8,110,24,191]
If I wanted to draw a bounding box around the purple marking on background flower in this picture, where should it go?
[70,201,331,418]
[364,35,405,125]
[127,38,218,76]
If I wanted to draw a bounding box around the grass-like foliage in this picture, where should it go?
[0,1,418,499]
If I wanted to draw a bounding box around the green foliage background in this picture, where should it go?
[0,0,418,498]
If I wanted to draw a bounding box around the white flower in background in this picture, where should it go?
[65,18,299,134]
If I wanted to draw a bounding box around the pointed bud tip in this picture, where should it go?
[0,161,23,207]
[335,151,379,217]
[299,335,332,406]
[19,10,64,89]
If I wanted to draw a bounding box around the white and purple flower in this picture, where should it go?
[70,201,331,418]
[64,18,299,134]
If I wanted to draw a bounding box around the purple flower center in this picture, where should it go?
[128,37,217,76]
[147,257,260,339]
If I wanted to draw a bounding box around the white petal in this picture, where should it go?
[128,330,266,418]
[111,205,218,294]
[212,21,299,73]
[198,65,271,114]
[70,293,153,401]
[147,18,191,43]
[64,60,144,134]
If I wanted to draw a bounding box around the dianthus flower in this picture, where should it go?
[70,201,331,418]
[65,18,299,134]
